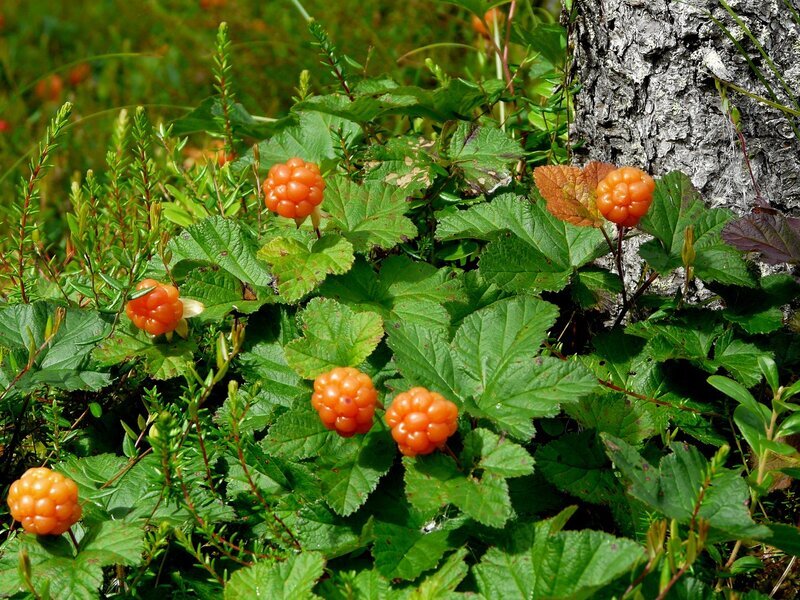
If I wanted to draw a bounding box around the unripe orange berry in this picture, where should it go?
[262,157,325,220]
[7,467,82,535]
[125,279,184,336]
[312,367,378,437]
[385,387,458,457]
[595,166,655,227]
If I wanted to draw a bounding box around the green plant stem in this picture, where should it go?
[290,0,312,22]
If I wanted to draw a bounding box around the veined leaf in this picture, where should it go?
[258,233,354,303]
[93,323,197,380]
[169,216,274,290]
[533,161,614,227]
[322,176,418,252]
[224,552,325,600]
[318,427,395,516]
[448,121,523,195]
[637,172,755,286]
[602,434,770,541]
[284,298,383,378]
[0,522,145,600]
[473,521,643,600]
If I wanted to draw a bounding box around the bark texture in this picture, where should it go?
[571,0,800,213]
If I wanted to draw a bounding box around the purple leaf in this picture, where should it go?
[722,211,800,265]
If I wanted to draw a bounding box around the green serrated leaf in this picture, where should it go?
[447,122,523,195]
[94,323,197,380]
[536,430,619,505]
[323,176,418,252]
[235,110,360,174]
[0,521,145,600]
[224,552,325,600]
[602,434,770,541]
[409,548,470,600]
[284,298,383,378]
[168,216,274,290]
[180,267,269,322]
[258,233,354,302]
[404,454,514,528]
[637,171,755,286]
[0,302,111,393]
[453,295,558,398]
[320,256,464,328]
[387,322,461,403]
[473,523,643,600]
[462,428,535,478]
[319,427,395,516]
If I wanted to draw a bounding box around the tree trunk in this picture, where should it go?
[570,0,800,214]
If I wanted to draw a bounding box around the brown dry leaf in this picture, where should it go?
[581,161,617,189]
[533,162,616,228]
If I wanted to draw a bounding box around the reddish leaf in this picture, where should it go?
[581,161,617,189]
[722,211,800,265]
[533,162,615,228]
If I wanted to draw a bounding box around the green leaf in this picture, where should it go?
[262,409,332,459]
[224,552,325,600]
[238,340,308,410]
[566,392,658,446]
[437,195,605,292]
[626,313,770,387]
[94,323,197,380]
[481,356,598,440]
[707,375,767,425]
[480,235,573,292]
[536,430,619,505]
[0,522,145,600]
[453,295,559,399]
[409,548,470,600]
[387,322,461,403]
[276,498,373,558]
[602,434,770,541]
[437,194,605,267]
[284,298,383,378]
[321,256,464,328]
[296,79,505,124]
[473,523,644,600]
[322,176,418,252]
[363,135,437,192]
[316,569,392,600]
[258,233,354,302]
[571,266,622,309]
[169,216,274,290]
[461,428,535,478]
[404,453,514,528]
[712,330,772,388]
[236,110,360,174]
[180,267,269,322]
[373,519,455,581]
[637,171,755,286]
[0,302,111,393]
[319,427,395,516]
[447,122,523,194]
[170,97,272,138]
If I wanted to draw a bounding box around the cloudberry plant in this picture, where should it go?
[386,387,459,456]
[7,467,82,535]
[126,279,184,336]
[596,166,655,227]
[312,367,378,437]
[263,157,325,227]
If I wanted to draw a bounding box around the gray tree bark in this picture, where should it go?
[570,0,800,214]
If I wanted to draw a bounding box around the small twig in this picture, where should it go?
[612,270,658,329]
[771,556,796,597]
